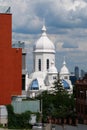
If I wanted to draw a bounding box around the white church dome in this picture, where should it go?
[60,60,69,75]
[33,25,55,53]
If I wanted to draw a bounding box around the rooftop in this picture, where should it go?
[76,74,87,85]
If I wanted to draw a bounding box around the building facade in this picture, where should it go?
[76,74,87,122]
[12,41,27,95]
[0,7,22,105]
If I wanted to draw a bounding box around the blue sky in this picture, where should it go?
[1,0,87,74]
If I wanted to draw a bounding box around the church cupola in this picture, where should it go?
[33,23,56,72]
[33,24,55,53]
[60,58,70,80]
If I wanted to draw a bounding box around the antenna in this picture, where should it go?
[43,17,45,26]
[63,56,66,65]
[5,7,10,13]
[64,56,65,61]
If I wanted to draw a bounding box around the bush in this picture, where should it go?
[6,104,33,129]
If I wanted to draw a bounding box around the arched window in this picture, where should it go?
[64,76,68,79]
[30,79,39,90]
[62,79,70,89]
[38,59,41,71]
[47,59,49,70]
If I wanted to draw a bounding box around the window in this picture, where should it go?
[30,79,39,90]
[77,103,80,112]
[62,79,70,89]
[64,76,68,79]
[86,91,87,99]
[53,76,56,80]
[22,54,26,69]
[47,59,49,70]
[22,75,25,90]
[38,59,41,71]
[85,105,87,114]
[81,104,83,113]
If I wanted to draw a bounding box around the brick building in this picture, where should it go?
[75,74,87,123]
[0,8,22,105]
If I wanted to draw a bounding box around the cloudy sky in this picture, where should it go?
[1,0,87,74]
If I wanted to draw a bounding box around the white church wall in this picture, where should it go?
[34,53,55,72]
[34,53,43,72]
[43,53,55,71]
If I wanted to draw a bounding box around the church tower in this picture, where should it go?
[26,23,73,97]
[60,58,73,93]
[60,58,70,80]
[33,24,55,72]
[26,24,58,96]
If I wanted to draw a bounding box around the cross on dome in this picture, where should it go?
[42,18,47,36]
[63,56,66,65]
[33,20,55,53]
[42,25,46,32]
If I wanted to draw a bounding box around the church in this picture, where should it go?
[25,24,73,97]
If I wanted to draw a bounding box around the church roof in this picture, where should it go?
[33,25,55,53]
[60,60,69,75]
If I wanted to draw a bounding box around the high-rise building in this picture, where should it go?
[0,7,22,105]
[75,66,79,80]
[81,69,85,79]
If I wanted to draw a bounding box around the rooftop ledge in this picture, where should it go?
[0,6,11,14]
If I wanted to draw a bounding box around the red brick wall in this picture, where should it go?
[0,14,12,48]
[0,14,22,105]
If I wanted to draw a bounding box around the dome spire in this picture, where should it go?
[60,56,69,75]
[33,19,55,54]
[63,56,66,65]
[42,18,46,36]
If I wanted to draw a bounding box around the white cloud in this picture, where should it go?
[62,0,87,11]
[1,0,87,31]
[1,0,87,72]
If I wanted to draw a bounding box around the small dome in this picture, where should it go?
[48,61,58,73]
[60,60,69,75]
[33,25,55,53]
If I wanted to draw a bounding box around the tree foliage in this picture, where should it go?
[6,104,33,129]
[36,73,76,122]
[53,73,65,93]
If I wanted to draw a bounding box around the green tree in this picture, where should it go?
[52,73,67,94]
[36,91,54,122]
[36,73,76,122]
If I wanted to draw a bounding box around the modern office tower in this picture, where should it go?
[75,66,79,80]
[81,69,85,79]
